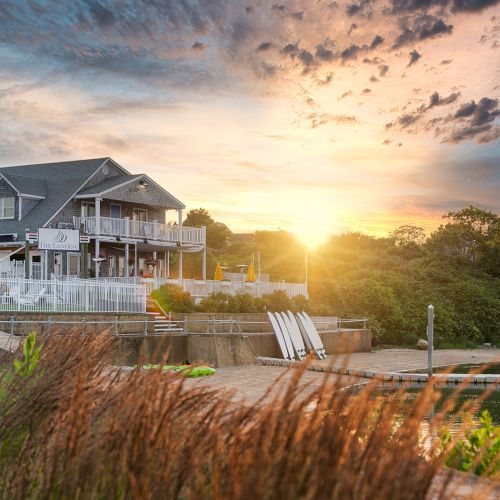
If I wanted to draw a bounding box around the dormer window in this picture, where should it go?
[0,197,15,219]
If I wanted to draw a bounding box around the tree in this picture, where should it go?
[183,208,232,250]
[183,208,214,228]
[207,222,232,249]
[389,225,425,246]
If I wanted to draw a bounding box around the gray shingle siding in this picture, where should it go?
[21,197,40,219]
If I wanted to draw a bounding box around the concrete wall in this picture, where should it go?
[117,329,371,368]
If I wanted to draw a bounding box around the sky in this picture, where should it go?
[0,0,499,248]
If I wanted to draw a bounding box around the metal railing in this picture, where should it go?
[0,315,368,339]
[74,216,205,245]
[0,278,146,313]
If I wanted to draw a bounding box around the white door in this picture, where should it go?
[30,252,43,280]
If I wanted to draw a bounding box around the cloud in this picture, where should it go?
[309,112,358,128]
[256,41,272,51]
[408,50,422,66]
[338,90,353,100]
[393,17,453,49]
[391,0,499,13]
[370,34,385,49]
[379,64,389,76]
[192,41,206,51]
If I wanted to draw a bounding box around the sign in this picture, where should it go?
[38,228,80,251]
[80,235,90,244]
[25,232,38,243]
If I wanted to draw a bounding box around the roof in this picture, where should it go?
[0,158,111,236]
[1,173,47,197]
[76,174,142,197]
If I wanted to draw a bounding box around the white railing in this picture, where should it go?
[142,278,308,299]
[0,260,24,279]
[223,272,270,283]
[74,216,205,245]
[0,278,146,313]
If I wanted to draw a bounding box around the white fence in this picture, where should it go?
[143,278,308,299]
[0,278,146,313]
[74,216,205,245]
[223,272,270,283]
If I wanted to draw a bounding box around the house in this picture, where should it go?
[0,158,206,280]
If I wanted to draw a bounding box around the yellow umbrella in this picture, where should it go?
[246,261,256,282]
[214,262,224,281]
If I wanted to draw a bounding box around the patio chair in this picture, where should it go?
[13,287,47,307]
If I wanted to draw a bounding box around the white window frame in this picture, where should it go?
[67,252,81,277]
[110,203,121,219]
[0,197,15,220]
[133,208,148,222]
[81,202,95,218]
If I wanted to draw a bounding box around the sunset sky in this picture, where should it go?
[0,1,499,247]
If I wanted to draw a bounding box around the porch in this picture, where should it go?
[74,216,205,247]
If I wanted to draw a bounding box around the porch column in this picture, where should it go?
[94,197,101,278]
[134,243,138,278]
[178,208,183,281]
[124,243,129,277]
[166,251,170,278]
[202,225,207,281]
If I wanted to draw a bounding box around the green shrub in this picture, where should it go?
[151,285,195,313]
[445,410,500,477]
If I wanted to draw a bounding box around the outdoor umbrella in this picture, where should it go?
[214,262,224,281]
[246,262,256,282]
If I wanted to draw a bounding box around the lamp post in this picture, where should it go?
[427,304,434,377]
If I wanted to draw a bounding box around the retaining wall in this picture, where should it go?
[118,329,371,368]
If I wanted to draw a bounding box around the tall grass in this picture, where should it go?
[0,332,495,499]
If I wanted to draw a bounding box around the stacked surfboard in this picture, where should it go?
[267,311,327,360]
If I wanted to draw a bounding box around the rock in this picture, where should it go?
[417,339,428,350]
[484,342,491,347]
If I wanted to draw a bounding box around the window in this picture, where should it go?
[67,253,80,276]
[133,208,147,222]
[0,197,15,219]
[81,202,95,218]
[110,203,121,219]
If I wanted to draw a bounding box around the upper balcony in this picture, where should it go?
[74,216,205,247]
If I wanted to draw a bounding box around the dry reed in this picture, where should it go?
[0,331,494,499]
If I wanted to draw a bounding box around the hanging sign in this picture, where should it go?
[25,232,38,243]
[80,235,90,244]
[38,228,80,251]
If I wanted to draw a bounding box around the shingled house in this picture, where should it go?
[0,158,206,280]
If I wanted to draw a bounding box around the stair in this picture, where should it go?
[146,299,183,335]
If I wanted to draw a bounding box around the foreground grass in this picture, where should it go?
[0,332,497,499]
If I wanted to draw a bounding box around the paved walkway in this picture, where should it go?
[184,348,500,404]
[0,331,21,353]
[319,348,499,372]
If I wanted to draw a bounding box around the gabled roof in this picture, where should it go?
[76,173,185,209]
[76,174,143,197]
[0,158,112,236]
[0,173,47,198]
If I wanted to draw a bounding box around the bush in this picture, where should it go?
[151,285,195,313]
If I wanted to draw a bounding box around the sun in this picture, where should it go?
[295,227,329,250]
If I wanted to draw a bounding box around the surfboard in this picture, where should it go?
[286,310,307,357]
[274,312,295,361]
[281,312,306,360]
[267,311,291,360]
[301,312,327,359]
[296,312,326,360]
[294,312,313,352]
